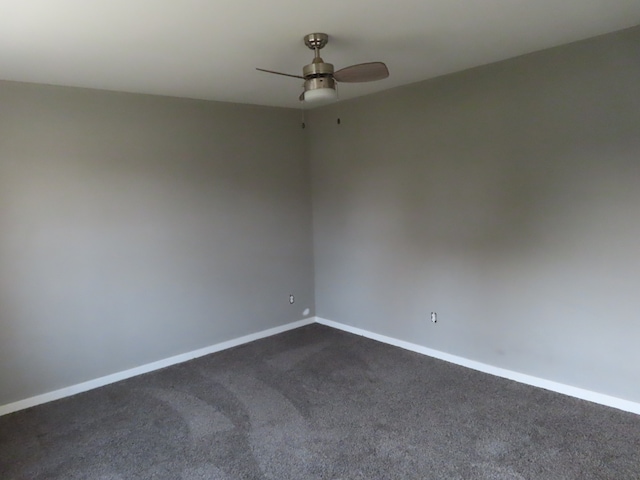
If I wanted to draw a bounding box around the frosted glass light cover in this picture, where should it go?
[304,87,337,104]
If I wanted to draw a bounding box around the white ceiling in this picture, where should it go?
[1,1,639,109]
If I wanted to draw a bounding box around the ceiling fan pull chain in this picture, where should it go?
[335,83,342,125]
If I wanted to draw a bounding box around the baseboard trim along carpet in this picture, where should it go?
[0,318,315,417]
[2,316,638,417]
[315,317,640,416]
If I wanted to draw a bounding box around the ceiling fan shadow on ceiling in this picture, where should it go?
[257,33,389,104]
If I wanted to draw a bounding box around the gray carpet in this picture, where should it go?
[1,324,639,479]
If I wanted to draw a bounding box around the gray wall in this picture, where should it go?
[0,82,314,405]
[2,26,639,409]
[309,27,640,403]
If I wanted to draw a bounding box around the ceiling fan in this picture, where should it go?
[257,33,389,104]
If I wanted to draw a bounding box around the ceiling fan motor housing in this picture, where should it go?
[303,59,335,94]
[303,60,334,77]
[304,76,336,93]
[302,33,336,95]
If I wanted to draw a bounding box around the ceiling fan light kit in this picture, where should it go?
[257,33,389,105]
[303,77,338,103]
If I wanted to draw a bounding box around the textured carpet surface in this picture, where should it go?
[1,324,639,479]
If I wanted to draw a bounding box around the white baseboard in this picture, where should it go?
[0,318,315,417]
[4,316,639,417]
[315,317,640,416]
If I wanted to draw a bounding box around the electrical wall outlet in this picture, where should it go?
[431,312,437,323]
[289,294,295,304]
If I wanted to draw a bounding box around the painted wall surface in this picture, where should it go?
[309,27,640,403]
[0,82,314,405]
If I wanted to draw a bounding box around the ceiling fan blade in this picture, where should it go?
[256,68,305,80]
[334,62,389,83]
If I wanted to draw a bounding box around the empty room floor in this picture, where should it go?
[1,324,639,479]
